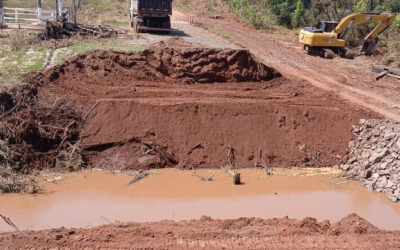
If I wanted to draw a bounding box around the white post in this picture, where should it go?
[37,8,44,25]
[0,9,4,28]
[130,0,134,25]
[37,0,44,25]
[58,0,62,18]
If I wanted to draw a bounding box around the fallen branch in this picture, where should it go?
[192,171,215,181]
[373,66,400,81]
[0,214,20,232]
[128,171,149,185]
[83,101,100,120]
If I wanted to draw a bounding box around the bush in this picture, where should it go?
[224,0,277,29]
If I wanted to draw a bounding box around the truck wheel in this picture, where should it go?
[162,16,171,32]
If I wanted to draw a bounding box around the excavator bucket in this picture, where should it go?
[359,40,378,56]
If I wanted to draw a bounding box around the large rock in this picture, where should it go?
[342,119,400,202]
[369,149,389,164]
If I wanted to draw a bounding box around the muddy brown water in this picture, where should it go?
[1,169,400,232]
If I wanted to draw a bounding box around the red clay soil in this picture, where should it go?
[24,46,378,170]
[30,48,280,85]
[1,214,400,249]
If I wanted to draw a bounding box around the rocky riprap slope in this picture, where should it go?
[341,119,400,202]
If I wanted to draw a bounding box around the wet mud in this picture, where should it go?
[1,169,399,231]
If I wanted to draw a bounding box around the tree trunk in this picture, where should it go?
[233,173,241,185]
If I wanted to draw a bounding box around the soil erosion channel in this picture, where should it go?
[1,169,400,232]
[19,46,378,171]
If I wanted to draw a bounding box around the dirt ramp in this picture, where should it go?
[12,45,378,172]
[27,48,281,86]
[82,101,372,170]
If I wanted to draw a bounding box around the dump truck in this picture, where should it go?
[130,0,172,33]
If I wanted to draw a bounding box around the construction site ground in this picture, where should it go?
[1,8,400,249]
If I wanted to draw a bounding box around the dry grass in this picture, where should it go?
[4,30,39,51]
[0,166,41,193]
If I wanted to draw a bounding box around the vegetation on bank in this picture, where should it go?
[3,0,129,25]
[222,0,400,66]
[0,31,144,85]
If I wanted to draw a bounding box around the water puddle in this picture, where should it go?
[1,168,400,231]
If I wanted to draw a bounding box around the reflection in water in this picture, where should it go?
[0,169,399,231]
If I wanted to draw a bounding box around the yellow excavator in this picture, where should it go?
[299,12,397,59]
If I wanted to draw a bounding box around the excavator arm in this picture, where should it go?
[334,12,396,38]
[333,12,396,54]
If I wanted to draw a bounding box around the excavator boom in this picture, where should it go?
[334,12,396,37]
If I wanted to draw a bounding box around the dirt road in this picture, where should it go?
[127,13,238,49]
[174,12,400,121]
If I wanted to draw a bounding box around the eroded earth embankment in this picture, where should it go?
[0,46,378,174]
[2,214,400,249]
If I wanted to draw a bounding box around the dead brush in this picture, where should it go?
[192,171,215,181]
[255,149,273,176]
[137,140,178,168]
[221,147,235,174]
[55,141,84,171]
[221,147,241,185]
[0,166,41,193]
[299,146,324,167]
[0,85,84,172]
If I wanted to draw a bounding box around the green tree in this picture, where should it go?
[292,0,305,27]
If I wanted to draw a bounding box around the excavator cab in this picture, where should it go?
[304,21,339,33]
[317,21,339,32]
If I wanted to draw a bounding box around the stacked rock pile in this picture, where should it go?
[340,119,400,202]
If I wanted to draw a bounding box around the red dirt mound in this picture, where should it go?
[328,213,378,235]
[20,46,378,171]
[28,48,281,85]
[1,214,398,249]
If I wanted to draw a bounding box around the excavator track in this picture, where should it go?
[340,47,356,59]
[304,46,335,59]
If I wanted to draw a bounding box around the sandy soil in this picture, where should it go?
[1,214,400,249]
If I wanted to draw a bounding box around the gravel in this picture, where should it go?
[341,119,400,202]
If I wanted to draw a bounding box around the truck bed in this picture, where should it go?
[132,0,172,15]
